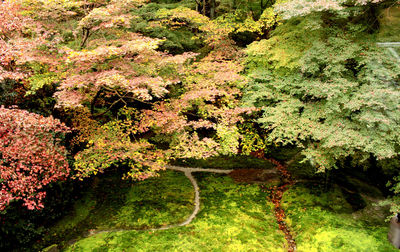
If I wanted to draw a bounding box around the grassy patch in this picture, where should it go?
[66,173,285,251]
[281,183,395,252]
[41,170,193,249]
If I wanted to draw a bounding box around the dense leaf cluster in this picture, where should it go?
[0,107,70,210]
[244,8,400,171]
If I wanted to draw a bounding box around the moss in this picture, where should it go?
[41,170,193,250]
[111,171,193,229]
[44,162,394,251]
[65,174,285,251]
[282,184,396,252]
[42,244,58,252]
[377,6,400,42]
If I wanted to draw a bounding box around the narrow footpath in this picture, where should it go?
[251,150,297,252]
[85,165,233,237]
[161,165,233,229]
[70,161,297,252]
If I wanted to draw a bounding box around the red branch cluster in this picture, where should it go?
[0,107,70,210]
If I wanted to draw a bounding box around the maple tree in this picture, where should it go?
[0,0,71,98]
[273,0,388,19]
[244,0,400,171]
[138,7,255,160]
[0,107,70,211]
[50,1,202,179]
[49,2,258,179]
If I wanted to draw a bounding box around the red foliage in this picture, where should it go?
[0,0,63,84]
[255,151,297,252]
[0,107,70,211]
[0,1,27,39]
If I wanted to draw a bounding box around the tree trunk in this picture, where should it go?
[210,0,216,19]
[194,0,201,13]
[80,28,90,49]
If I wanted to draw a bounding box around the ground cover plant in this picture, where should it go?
[55,167,395,252]
[281,183,396,251]
[65,173,286,251]
[39,170,193,250]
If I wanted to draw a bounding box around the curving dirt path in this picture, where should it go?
[152,165,233,230]
[83,165,233,238]
[69,162,298,252]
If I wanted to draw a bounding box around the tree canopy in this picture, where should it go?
[244,6,400,171]
[0,0,399,214]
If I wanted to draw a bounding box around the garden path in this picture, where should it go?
[158,165,233,229]
[71,163,296,252]
[86,165,234,237]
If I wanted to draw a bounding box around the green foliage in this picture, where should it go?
[26,63,60,96]
[244,11,400,171]
[74,119,163,180]
[0,79,19,106]
[216,125,241,155]
[129,2,202,54]
[66,173,285,251]
[215,7,278,38]
[0,208,45,251]
[238,122,268,155]
[286,153,322,179]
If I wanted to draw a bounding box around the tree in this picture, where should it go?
[0,0,69,96]
[52,4,254,179]
[52,1,203,179]
[274,0,388,20]
[0,107,70,211]
[243,1,400,171]
[142,7,254,159]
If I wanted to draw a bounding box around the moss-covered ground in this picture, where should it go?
[282,182,396,252]
[41,170,194,249]
[65,173,285,251]
[377,5,400,42]
[39,155,396,251]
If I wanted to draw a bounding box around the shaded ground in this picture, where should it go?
[377,5,400,42]
[65,173,285,251]
[281,183,396,252]
[39,170,194,250]
[39,155,396,251]
[229,168,280,184]
[172,155,276,170]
